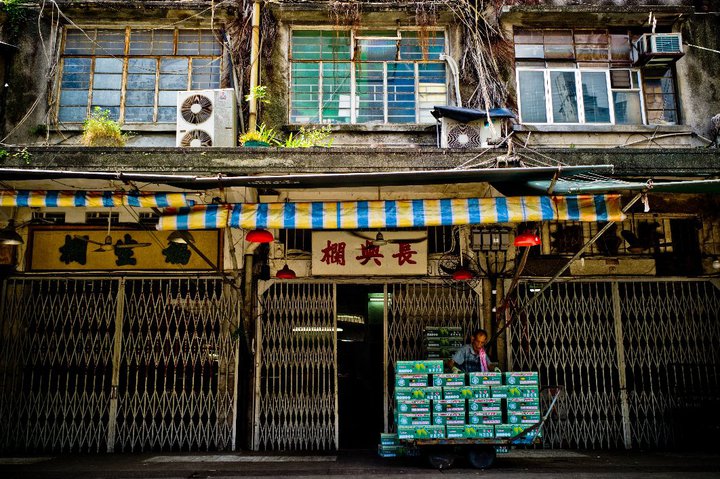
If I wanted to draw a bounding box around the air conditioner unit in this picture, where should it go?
[632,33,684,67]
[176,89,237,147]
[440,118,502,149]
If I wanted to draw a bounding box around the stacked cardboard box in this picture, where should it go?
[385,361,542,447]
[424,326,464,359]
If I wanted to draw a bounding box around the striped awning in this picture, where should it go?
[156,195,624,231]
[0,190,193,208]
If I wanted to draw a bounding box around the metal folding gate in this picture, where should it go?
[254,282,337,451]
[0,276,240,453]
[510,279,720,449]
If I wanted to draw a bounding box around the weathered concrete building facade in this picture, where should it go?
[0,0,719,454]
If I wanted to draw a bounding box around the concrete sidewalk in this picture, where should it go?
[1,449,720,478]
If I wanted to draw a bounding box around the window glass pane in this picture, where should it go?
[581,71,610,123]
[514,29,543,44]
[290,62,320,123]
[91,57,122,119]
[65,29,95,54]
[292,30,351,61]
[418,63,446,123]
[610,34,632,63]
[387,62,415,123]
[191,58,221,89]
[177,29,221,55]
[58,107,88,123]
[613,91,642,124]
[575,30,609,62]
[357,38,397,61]
[61,58,91,89]
[159,58,188,89]
[610,69,632,89]
[518,70,547,123]
[400,31,444,60]
[543,30,574,59]
[643,68,677,124]
[130,30,174,55]
[321,62,351,124]
[125,58,156,122]
[95,30,126,55]
[515,44,544,59]
[356,63,385,123]
[550,71,579,123]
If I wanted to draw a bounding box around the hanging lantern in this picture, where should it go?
[452,267,474,281]
[514,231,541,247]
[276,264,297,279]
[246,228,274,243]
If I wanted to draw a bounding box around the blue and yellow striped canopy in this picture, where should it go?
[0,190,193,208]
[156,195,624,231]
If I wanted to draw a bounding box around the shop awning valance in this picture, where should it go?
[0,190,193,208]
[156,194,624,231]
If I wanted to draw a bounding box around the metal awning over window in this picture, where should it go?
[0,190,193,208]
[156,194,624,231]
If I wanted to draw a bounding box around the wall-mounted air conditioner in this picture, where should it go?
[432,106,514,149]
[176,89,237,147]
[632,33,684,67]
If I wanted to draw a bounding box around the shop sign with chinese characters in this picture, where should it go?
[312,231,427,276]
[28,227,221,271]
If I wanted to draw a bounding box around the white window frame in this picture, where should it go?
[288,26,448,125]
[517,66,649,126]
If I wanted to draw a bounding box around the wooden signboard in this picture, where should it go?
[28,227,221,271]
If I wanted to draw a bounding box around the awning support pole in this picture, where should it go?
[489,193,643,346]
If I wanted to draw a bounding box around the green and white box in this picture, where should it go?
[506,385,539,399]
[468,411,502,425]
[446,424,494,439]
[378,444,407,457]
[495,424,541,439]
[424,326,463,338]
[426,348,455,359]
[433,373,465,387]
[505,371,539,386]
[468,372,503,385]
[396,399,431,414]
[426,338,464,349]
[443,386,475,400]
[396,360,444,375]
[432,399,466,413]
[396,374,430,388]
[507,412,542,425]
[380,433,399,446]
[490,385,510,398]
[468,398,502,412]
[468,386,491,399]
[397,412,432,426]
[397,425,445,440]
[433,412,466,426]
[507,398,541,413]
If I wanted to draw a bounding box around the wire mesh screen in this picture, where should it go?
[115,278,238,452]
[0,276,239,454]
[511,279,720,450]
[0,278,118,453]
[386,282,482,431]
[620,281,720,449]
[256,282,336,451]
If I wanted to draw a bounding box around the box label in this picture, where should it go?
[424,326,463,338]
[490,385,510,398]
[446,425,494,439]
[507,398,541,412]
[433,373,466,387]
[508,412,542,425]
[468,411,502,425]
[397,425,445,439]
[396,374,430,388]
[397,413,431,426]
[507,385,539,399]
[433,399,466,413]
[380,433,399,446]
[397,400,431,413]
[468,398,502,412]
[468,372,503,385]
[396,360,444,375]
[433,413,466,426]
[505,371,539,386]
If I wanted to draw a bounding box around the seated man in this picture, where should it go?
[449,328,494,373]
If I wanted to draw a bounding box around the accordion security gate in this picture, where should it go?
[0,276,240,453]
[255,281,482,449]
[510,279,720,449]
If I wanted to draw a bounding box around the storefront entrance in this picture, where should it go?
[336,284,384,449]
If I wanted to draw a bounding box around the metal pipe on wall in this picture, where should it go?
[248,0,261,132]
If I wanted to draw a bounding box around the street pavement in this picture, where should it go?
[1,448,720,478]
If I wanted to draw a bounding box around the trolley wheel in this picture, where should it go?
[467,445,496,469]
[426,452,456,470]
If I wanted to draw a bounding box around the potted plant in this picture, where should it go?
[239,123,279,147]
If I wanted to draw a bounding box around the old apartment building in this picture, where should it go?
[0,0,718,453]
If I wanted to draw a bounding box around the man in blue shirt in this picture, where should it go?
[450,328,492,373]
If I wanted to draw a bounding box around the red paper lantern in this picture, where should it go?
[246,228,274,243]
[514,231,541,247]
[276,264,297,279]
[452,267,474,281]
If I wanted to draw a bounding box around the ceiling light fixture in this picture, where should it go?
[0,220,23,245]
